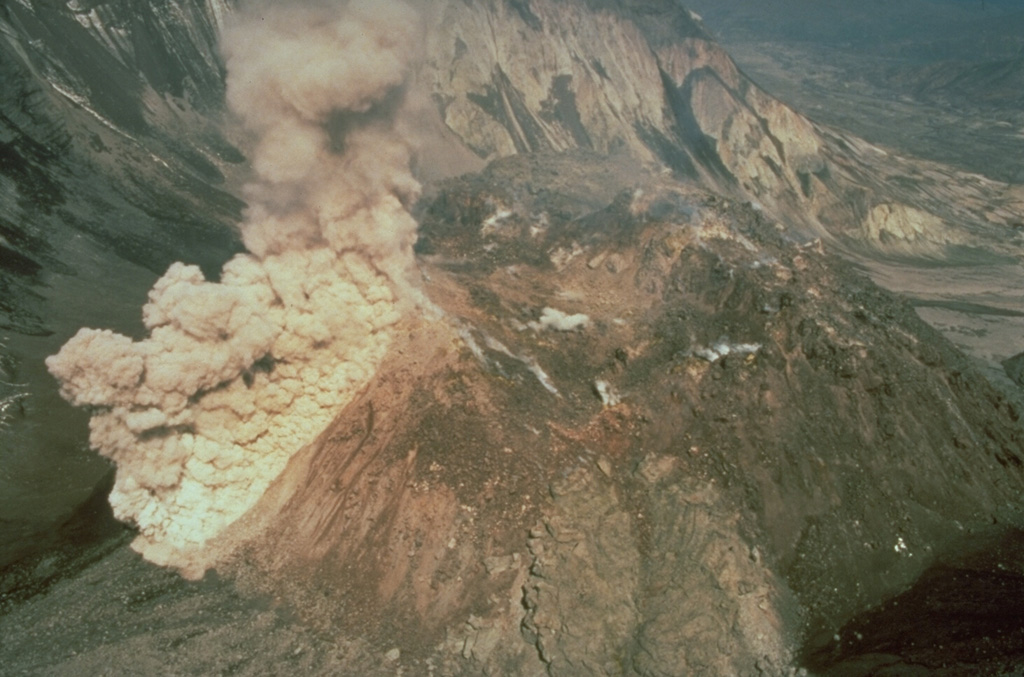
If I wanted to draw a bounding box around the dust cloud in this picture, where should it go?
[46,0,423,574]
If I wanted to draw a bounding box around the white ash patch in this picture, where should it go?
[549,242,584,270]
[480,207,513,236]
[528,307,590,332]
[692,339,761,363]
[593,379,621,407]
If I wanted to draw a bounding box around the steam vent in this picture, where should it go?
[2,1,1024,675]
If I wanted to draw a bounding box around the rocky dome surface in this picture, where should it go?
[1,1,1023,675]
[223,153,1024,675]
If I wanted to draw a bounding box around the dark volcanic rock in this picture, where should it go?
[1004,351,1024,389]
[805,529,1024,676]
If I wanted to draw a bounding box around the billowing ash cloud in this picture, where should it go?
[46,0,423,573]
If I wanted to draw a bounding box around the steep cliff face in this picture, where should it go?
[4,0,231,128]
[421,0,825,226]
[0,0,242,568]
[416,0,1022,266]
[0,0,239,282]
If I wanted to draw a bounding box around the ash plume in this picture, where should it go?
[46,0,424,574]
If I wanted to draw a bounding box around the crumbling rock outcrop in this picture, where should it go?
[522,467,792,676]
